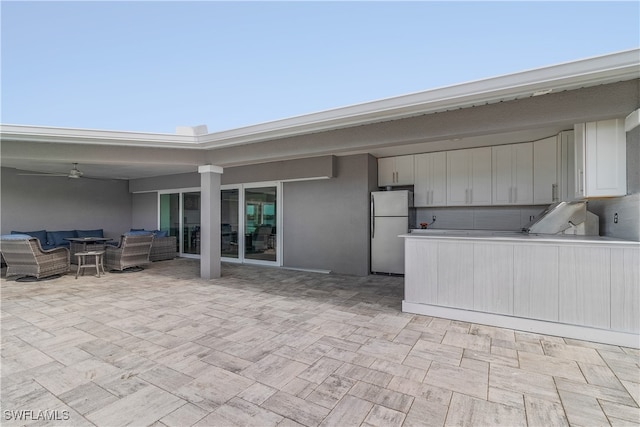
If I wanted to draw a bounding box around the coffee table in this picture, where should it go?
[75,250,106,279]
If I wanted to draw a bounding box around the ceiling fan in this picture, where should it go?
[19,163,86,179]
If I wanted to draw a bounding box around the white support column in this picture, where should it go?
[198,165,224,279]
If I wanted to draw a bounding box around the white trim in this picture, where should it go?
[625,109,640,132]
[402,301,640,349]
[198,165,224,174]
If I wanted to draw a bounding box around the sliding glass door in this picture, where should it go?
[159,188,200,258]
[221,182,281,265]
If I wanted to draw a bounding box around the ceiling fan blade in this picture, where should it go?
[18,172,69,177]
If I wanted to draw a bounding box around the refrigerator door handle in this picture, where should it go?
[371,194,375,238]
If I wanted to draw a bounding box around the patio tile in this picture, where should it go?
[2,259,638,426]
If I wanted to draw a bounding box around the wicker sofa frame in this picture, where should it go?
[1,237,70,279]
[105,234,154,271]
[149,236,177,261]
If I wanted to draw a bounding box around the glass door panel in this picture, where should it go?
[221,189,239,258]
[244,186,277,262]
[159,193,180,254]
[183,192,201,255]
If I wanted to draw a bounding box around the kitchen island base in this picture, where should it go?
[402,231,639,349]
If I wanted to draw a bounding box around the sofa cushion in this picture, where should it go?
[150,229,168,238]
[48,230,77,247]
[76,229,104,238]
[124,230,153,236]
[12,230,48,244]
[2,233,33,240]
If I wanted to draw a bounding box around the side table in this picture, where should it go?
[75,250,106,279]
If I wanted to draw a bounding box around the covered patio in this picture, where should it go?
[2,260,638,426]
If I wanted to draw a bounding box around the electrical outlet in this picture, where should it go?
[432,216,436,222]
[614,213,618,224]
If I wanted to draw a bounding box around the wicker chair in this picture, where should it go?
[149,236,178,261]
[104,234,154,271]
[0,235,70,280]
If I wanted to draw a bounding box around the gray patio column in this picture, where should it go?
[198,165,224,279]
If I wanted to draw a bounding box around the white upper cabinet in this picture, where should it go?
[492,143,533,205]
[378,155,414,187]
[447,147,492,206]
[574,119,627,198]
[533,136,559,204]
[414,152,447,206]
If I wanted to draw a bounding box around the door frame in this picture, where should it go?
[157,187,201,259]
[221,181,283,267]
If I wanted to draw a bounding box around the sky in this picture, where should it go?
[1,1,639,134]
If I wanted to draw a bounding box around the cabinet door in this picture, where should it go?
[447,149,470,206]
[492,145,514,205]
[469,147,492,205]
[394,155,415,186]
[415,152,447,206]
[574,119,626,198]
[533,137,558,204]
[512,143,533,204]
[378,157,396,187]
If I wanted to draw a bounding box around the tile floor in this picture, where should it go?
[1,258,638,426]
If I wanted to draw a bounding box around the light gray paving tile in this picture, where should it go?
[58,382,119,415]
[555,377,637,406]
[392,329,422,346]
[621,380,640,406]
[159,403,209,427]
[334,362,393,388]
[599,400,640,425]
[196,397,284,427]
[403,397,448,427]
[463,348,519,367]
[489,364,559,402]
[238,382,278,405]
[306,374,357,409]
[277,417,307,427]
[579,361,627,390]
[444,393,526,427]
[348,380,414,413]
[262,391,330,427]
[362,404,405,427]
[297,357,343,385]
[386,376,451,406]
[241,354,309,390]
[86,384,186,427]
[318,394,373,427]
[2,347,56,374]
[518,351,586,382]
[175,365,254,411]
[541,341,607,366]
[281,377,316,399]
[524,395,569,426]
[470,324,516,342]
[357,338,412,364]
[316,336,361,353]
[491,344,518,359]
[460,356,489,374]
[442,330,491,352]
[407,339,463,366]
[369,359,426,382]
[558,389,609,426]
[325,347,375,367]
[425,362,488,400]
[138,365,194,391]
[488,387,524,408]
[200,349,252,373]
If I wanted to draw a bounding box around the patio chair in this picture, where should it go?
[104,233,154,272]
[0,234,70,281]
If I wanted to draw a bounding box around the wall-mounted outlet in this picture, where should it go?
[614,213,618,224]
[432,216,436,222]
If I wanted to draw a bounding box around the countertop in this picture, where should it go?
[401,229,640,246]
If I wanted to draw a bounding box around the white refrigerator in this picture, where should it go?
[371,190,413,274]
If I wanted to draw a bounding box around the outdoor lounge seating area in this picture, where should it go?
[0,234,70,280]
[1,258,638,426]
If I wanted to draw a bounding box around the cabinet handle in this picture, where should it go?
[578,170,584,194]
[470,188,473,204]
[513,187,517,203]
[465,189,469,204]
[552,184,558,202]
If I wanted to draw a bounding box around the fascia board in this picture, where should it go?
[0,124,199,148]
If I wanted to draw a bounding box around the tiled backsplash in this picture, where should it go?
[415,206,548,231]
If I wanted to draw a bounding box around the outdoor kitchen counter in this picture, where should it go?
[400,231,640,348]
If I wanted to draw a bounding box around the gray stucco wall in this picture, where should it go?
[132,192,158,230]
[282,154,376,276]
[1,167,132,239]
